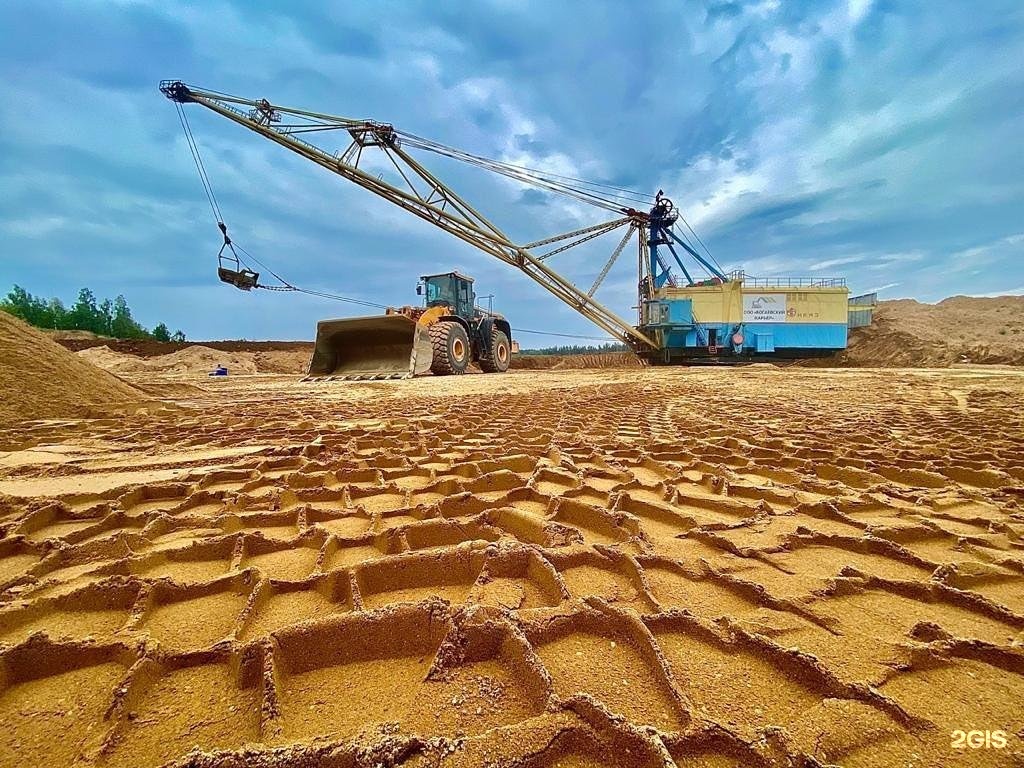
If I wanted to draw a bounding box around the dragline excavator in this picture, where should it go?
[161,80,854,377]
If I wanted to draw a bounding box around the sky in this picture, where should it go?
[1,0,1022,342]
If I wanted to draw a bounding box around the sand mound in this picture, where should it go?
[42,329,111,341]
[826,295,1024,367]
[0,312,147,425]
[79,345,260,376]
[253,349,311,374]
[75,346,144,373]
[149,346,259,375]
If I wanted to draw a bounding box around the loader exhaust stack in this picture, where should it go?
[306,315,433,380]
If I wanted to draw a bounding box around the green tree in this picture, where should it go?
[97,298,114,336]
[3,285,183,341]
[519,341,628,355]
[110,295,148,339]
[46,298,68,329]
[69,288,103,333]
[2,285,51,327]
[1,286,32,322]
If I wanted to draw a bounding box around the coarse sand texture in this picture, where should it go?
[0,311,147,426]
[0,363,1022,766]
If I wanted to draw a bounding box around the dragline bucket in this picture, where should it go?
[307,315,433,380]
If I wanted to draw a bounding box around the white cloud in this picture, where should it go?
[867,281,900,294]
[847,0,874,27]
[865,251,926,270]
[1,0,1021,339]
[0,215,68,237]
[949,232,1024,261]
[808,254,868,270]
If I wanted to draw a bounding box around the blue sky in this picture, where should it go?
[1,1,1022,341]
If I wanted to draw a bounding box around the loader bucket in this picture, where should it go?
[306,315,434,380]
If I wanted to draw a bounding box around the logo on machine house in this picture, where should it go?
[742,294,788,322]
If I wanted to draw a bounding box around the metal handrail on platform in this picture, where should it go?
[728,270,846,288]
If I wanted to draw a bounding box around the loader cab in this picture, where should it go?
[418,271,475,319]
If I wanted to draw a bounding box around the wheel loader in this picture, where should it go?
[306,272,513,380]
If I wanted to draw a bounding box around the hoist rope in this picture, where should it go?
[231,244,388,309]
[172,108,632,339]
[180,85,722,284]
[394,130,723,272]
[174,101,389,310]
[175,102,223,224]
[173,85,724,339]
[396,131,651,212]
[402,133,652,202]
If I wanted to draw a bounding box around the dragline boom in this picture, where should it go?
[160,81,658,350]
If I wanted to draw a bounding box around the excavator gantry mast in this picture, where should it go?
[159,80,659,350]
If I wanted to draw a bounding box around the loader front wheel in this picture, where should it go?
[429,321,470,375]
[479,328,511,373]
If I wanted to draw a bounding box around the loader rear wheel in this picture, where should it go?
[429,321,470,375]
[479,328,511,373]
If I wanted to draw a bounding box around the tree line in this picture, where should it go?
[1,285,185,342]
[518,341,628,356]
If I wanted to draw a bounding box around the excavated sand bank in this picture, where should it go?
[815,295,1024,367]
[0,312,148,426]
[65,295,1024,375]
[77,345,311,377]
[0,367,1022,766]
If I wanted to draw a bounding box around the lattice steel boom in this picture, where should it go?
[160,81,658,350]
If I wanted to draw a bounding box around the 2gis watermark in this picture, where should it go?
[950,730,1009,750]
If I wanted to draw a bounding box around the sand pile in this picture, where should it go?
[42,329,111,341]
[253,349,311,374]
[75,345,144,373]
[0,312,147,426]
[79,345,260,376]
[835,295,1024,367]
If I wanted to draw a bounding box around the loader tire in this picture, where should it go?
[429,321,470,375]
[479,328,511,373]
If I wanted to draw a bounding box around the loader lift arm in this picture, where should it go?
[159,80,658,351]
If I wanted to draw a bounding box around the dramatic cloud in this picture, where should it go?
[1,0,1022,341]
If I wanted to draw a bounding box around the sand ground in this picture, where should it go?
[0,367,1022,767]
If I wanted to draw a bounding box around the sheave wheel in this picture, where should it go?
[429,321,470,375]
[479,328,511,373]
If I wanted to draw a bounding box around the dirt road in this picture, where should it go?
[0,367,1022,766]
